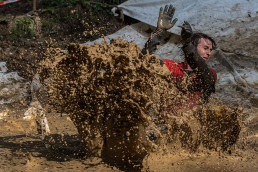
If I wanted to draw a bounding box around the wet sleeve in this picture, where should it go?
[182,43,216,102]
[141,28,165,55]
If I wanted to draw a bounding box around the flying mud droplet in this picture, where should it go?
[39,38,241,168]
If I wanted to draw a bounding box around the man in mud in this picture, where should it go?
[141,4,217,115]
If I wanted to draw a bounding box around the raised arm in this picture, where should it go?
[141,5,178,55]
[180,22,216,102]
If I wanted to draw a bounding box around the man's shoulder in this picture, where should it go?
[209,68,217,82]
[209,68,216,73]
[162,59,184,69]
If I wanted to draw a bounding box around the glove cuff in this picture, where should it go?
[152,28,166,38]
[141,28,166,55]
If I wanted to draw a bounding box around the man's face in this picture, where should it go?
[197,38,213,62]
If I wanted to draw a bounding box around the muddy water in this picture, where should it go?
[40,38,180,166]
[35,38,247,171]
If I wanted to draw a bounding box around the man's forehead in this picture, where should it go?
[199,38,212,47]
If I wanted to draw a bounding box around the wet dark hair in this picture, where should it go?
[191,33,216,49]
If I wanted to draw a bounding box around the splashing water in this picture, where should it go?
[39,38,241,168]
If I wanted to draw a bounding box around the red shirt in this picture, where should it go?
[162,59,217,114]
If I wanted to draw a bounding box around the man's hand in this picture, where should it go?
[142,5,177,55]
[157,4,178,30]
[179,21,193,44]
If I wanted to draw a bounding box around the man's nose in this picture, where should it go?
[207,50,211,57]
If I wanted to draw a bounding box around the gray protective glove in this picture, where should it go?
[179,21,193,44]
[157,4,178,30]
[142,4,178,56]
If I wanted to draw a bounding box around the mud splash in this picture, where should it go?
[40,38,241,169]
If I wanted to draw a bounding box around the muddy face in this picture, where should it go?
[197,38,213,62]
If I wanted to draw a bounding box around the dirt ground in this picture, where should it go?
[0,110,257,172]
[0,1,257,172]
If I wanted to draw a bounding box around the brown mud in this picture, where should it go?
[32,38,250,171]
[0,31,257,172]
[39,38,180,167]
[0,2,257,172]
